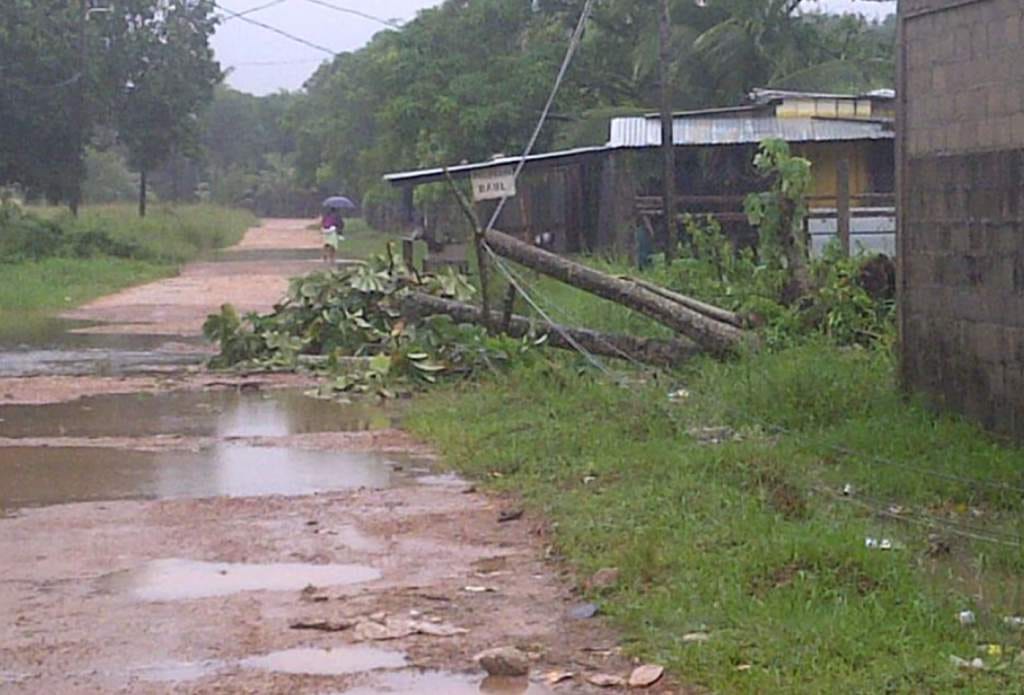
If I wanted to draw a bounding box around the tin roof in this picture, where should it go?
[607,115,893,149]
[383,146,610,185]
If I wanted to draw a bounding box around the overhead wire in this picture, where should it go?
[209,0,338,56]
[218,0,288,23]
[472,0,609,374]
[301,0,404,29]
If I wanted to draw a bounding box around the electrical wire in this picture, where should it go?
[301,0,403,29]
[210,0,338,56]
[484,245,612,376]
[219,0,288,23]
[472,0,606,373]
[482,0,595,236]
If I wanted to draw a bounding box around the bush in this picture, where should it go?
[0,204,65,261]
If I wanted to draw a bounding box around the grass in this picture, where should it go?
[0,204,255,317]
[0,257,172,315]
[338,218,427,265]
[406,343,1024,693]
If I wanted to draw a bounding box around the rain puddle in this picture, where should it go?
[0,445,414,508]
[242,646,407,675]
[0,317,209,377]
[0,388,393,439]
[342,672,554,694]
[99,558,381,601]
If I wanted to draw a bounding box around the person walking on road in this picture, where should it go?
[321,208,344,265]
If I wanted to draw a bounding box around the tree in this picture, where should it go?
[0,2,91,205]
[111,1,221,216]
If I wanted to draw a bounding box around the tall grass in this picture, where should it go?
[59,204,256,264]
[0,204,256,316]
[408,347,1024,693]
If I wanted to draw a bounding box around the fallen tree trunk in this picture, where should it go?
[402,292,700,367]
[483,229,746,356]
[625,277,747,328]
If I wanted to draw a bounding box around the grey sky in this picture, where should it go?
[213,0,897,96]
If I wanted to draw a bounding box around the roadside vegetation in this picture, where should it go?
[204,141,1024,692]
[0,202,254,315]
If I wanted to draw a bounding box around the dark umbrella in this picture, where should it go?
[322,195,357,211]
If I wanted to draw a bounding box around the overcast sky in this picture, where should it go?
[213,0,897,96]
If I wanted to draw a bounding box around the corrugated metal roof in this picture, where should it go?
[608,116,893,148]
[383,146,610,185]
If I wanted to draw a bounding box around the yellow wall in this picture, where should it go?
[776,97,887,121]
[790,141,874,200]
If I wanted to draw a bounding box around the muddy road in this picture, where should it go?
[0,221,657,694]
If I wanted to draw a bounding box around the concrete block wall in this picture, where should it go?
[900,0,1024,435]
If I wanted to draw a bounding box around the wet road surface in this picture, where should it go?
[0,221,642,694]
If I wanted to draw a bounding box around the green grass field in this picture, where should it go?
[408,342,1024,693]
[0,204,255,319]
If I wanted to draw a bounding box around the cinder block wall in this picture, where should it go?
[900,0,1024,435]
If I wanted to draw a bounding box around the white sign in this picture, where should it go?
[471,166,517,202]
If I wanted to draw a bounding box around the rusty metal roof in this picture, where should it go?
[608,115,893,148]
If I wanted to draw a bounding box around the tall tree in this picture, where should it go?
[112,1,221,216]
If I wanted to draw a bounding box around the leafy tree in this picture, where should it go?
[111,0,221,216]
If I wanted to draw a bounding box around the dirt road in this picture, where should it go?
[0,221,657,694]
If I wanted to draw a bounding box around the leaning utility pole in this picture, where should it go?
[658,0,677,262]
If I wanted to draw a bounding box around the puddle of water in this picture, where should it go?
[130,659,226,683]
[0,389,393,440]
[341,672,553,694]
[100,558,381,601]
[242,646,406,675]
[0,445,416,508]
[0,316,212,377]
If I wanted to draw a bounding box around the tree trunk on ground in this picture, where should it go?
[402,292,700,368]
[482,229,747,356]
[138,169,148,218]
[626,277,747,328]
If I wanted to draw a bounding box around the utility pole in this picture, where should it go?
[658,0,677,263]
[71,0,88,216]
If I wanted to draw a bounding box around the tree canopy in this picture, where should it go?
[284,0,895,208]
[0,0,221,213]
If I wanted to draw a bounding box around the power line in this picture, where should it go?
[301,0,403,29]
[474,0,603,373]
[482,0,595,237]
[219,0,288,23]
[210,0,338,56]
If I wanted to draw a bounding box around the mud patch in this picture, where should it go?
[341,672,554,694]
[129,659,227,683]
[99,558,381,601]
[242,646,406,675]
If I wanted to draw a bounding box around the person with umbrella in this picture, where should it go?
[320,196,355,265]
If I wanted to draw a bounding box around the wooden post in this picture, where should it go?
[837,158,851,257]
[401,237,415,273]
[443,169,492,331]
[658,0,677,263]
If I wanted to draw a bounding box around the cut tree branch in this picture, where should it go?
[402,292,700,368]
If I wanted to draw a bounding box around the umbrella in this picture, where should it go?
[322,195,357,211]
